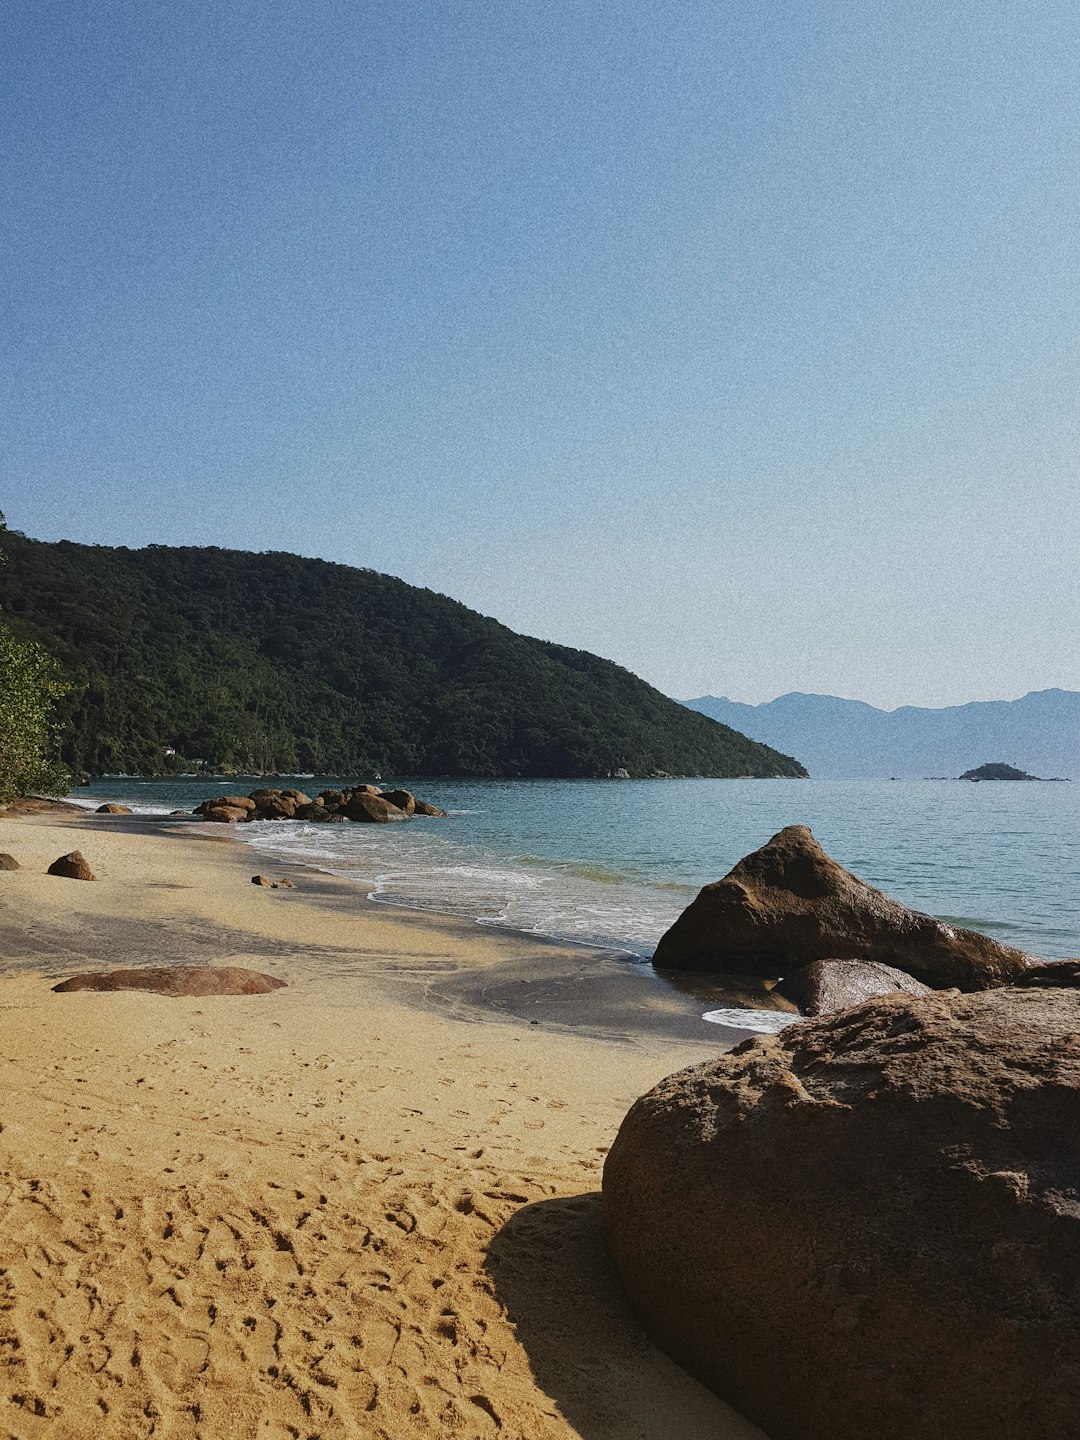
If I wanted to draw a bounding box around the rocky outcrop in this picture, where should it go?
[47,851,96,881]
[0,854,19,871]
[95,803,133,814]
[652,824,1033,990]
[53,966,286,996]
[603,987,1080,1440]
[190,784,446,824]
[775,958,931,1015]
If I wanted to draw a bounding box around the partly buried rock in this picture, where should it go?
[251,874,295,889]
[776,957,931,1015]
[95,803,133,815]
[53,966,286,997]
[47,851,96,881]
[652,824,1033,990]
[0,854,19,871]
[341,792,406,823]
[603,987,1080,1440]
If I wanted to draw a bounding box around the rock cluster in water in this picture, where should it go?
[603,986,1080,1440]
[192,785,447,824]
[652,824,1035,993]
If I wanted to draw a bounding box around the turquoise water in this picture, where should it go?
[73,776,1080,961]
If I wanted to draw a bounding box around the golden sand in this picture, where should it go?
[0,815,764,1440]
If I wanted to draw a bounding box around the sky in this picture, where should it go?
[4,0,1079,709]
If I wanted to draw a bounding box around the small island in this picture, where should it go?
[959,762,1066,782]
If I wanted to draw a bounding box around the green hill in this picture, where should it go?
[0,533,806,780]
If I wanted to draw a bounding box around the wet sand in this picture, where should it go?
[0,813,767,1439]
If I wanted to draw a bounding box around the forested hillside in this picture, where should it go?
[0,534,805,779]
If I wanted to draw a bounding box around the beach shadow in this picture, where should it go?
[484,1193,767,1440]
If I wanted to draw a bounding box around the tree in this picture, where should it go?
[0,513,69,800]
[0,625,69,800]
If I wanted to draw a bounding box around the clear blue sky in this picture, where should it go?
[4,0,1079,708]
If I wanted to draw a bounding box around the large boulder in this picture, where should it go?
[253,795,297,820]
[198,804,250,824]
[603,987,1080,1440]
[47,851,96,881]
[381,788,416,816]
[775,957,931,1015]
[341,792,406,823]
[95,803,133,814]
[652,824,1033,990]
[53,966,286,996]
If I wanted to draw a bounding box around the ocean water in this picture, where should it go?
[71,775,1080,963]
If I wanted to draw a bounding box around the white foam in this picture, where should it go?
[701,1008,800,1034]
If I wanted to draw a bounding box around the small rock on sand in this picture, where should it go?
[47,851,96,881]
[53,966,287,997]
[0,854,19,871]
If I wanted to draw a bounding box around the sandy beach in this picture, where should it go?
[0,812,764,1440]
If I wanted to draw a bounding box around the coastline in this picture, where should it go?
[0,811,765,1439]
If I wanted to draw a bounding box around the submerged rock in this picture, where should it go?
[412,798,448,817]
[652,824,1033,990]
[53,966,286,997]
[776,957,931,1015]
[47,851,96,881]
[603,987,1080,1440]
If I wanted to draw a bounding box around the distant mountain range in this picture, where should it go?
[683,690,1080,780]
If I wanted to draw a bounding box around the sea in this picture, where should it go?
[70,776,1080,986]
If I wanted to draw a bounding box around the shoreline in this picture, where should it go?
[0,810,766,1439]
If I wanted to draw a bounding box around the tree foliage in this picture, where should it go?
[0,533,807,780]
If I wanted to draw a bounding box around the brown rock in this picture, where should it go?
[412,799,448,817]
[95,803,133,815]
[0,854,19,871]
[341,792,406,823]
[281,789,311,805]
[199,805,250,824]
[251,875,295,890]
[652,824,1033,990]
[603,987,1080,1440]
[380,788,416,816]
[251,874,274,886]
[248,788,283,800]
[318,789,345,808]
[1013,958,1080,987]
[53,966,286,997]
[47,851,96,881]
[292,801,327,820]
[253,796,297,820]
[775,957,931,1015]
[352,784,383,796]
[218,796,256,812]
